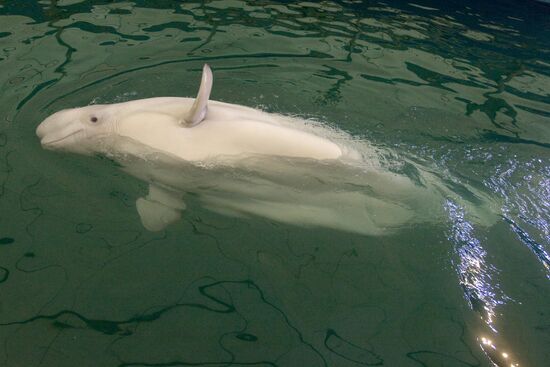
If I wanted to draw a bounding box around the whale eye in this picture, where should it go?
[90,116,98,123]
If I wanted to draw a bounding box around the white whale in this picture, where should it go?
[36,64,493,234]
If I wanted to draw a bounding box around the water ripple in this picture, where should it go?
[486,159,550,278]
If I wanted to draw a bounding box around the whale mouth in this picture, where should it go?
[41,129,84,147]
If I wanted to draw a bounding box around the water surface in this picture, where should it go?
[0,1,549,366]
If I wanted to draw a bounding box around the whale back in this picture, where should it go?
[114,98,350,162]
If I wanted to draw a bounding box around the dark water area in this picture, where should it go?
[0,0,549,366]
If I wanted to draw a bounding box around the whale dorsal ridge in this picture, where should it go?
[183,64,213,127]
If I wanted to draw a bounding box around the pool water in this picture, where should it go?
[0,1,549,366]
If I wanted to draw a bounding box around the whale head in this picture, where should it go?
[36,103,119,155]
[36,64,214,155]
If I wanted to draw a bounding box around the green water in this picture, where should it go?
[1,0,549,366]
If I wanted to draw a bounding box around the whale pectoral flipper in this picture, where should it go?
[136,184,186,231]
[183,64,213,127]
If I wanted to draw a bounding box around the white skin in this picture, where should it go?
[36,65,344,161]
[36,65,495,233]
[37,98,347,160]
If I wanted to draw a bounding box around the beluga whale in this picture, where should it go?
[36,64,493,235]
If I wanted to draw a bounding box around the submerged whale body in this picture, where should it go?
[36,64,492,234]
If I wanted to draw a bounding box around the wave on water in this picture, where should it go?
[486,158,550,278]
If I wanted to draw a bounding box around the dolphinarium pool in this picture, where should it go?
[0,1,549,366]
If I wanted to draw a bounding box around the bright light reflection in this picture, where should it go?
[478,335,519,367]
[445,200,506,329]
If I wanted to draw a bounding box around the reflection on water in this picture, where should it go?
[0,0,549,366]
[444,200,524,367]
[479,336,519,367]
[444,200,503,329]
